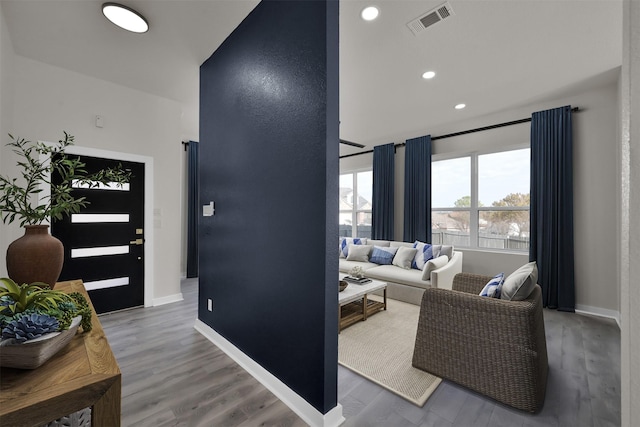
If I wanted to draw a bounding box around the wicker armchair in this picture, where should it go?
[412,272,548,412]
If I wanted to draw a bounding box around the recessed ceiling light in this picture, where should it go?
[361,6,379,21]
[455,103,466,110]
[422,71,436,79]
[102,3,149,33]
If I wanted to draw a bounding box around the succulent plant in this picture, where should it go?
[0,295,12,314]
[2,313,60,342]
[0,278,70,315]
[45,306,74,331]
[69,292,92,332]
[0,308,35,330]
[57,301,76,312]
[0,278,93,338]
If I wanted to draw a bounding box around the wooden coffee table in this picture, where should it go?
[338,276,387,331]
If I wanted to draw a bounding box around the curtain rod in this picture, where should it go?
[182,140,199,151]
[339,106,580,159]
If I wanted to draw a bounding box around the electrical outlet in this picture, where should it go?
[207,298,213,311]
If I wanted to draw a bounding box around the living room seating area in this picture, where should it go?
[338,237,463,305]
[338,235,550,413]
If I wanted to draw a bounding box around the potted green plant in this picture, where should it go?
[0,277,92,369]
[0,132,130,287]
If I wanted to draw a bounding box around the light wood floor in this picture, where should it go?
[100,278,620,426]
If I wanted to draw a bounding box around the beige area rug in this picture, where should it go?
[338,298,442,406]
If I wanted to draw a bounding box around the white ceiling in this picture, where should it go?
[1,0,622,156]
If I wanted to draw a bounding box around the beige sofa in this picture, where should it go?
[338,238,463,305]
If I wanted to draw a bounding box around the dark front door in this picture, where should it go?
[52,156,145,314]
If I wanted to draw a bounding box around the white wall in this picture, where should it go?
[0,55,186,303]
[341,81,620,315]
[620,0,640,424]
[0,5,15,262]
[0,5,14,169]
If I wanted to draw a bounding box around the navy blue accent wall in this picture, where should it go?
[198,0,339,414]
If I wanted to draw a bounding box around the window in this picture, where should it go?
[432,148,530,251]
[339,171,372,238]
[432,157,471,246]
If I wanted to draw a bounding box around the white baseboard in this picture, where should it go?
[575,304,621,329]
[194,319,345,427]
[153,293,184,307]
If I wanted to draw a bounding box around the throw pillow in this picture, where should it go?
[392,246,417,270]
[421,255,449,281]
[411,241,433,270]
[501,261,538,301]
[438,245,453,261]
[479,272,505,298]
[346,244,372,262]
[370,246,399,265]
[431,244,442,258]
[340,237,367,258]
[429,245,453,260]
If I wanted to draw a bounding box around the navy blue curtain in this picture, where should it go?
[186,141,199,278]
[403,135,432,243]
[372,143,395,240]
[530,106,575,311]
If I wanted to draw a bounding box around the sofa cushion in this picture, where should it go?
[365,265,430,289]
[346,244,372,262]
[392,246,417,269]
[421,255,449,281]
[390,241,414,248]
[368,239,391,247]
[339,237,367,258]
[412,241,433,270]
[501,262,538,301]
[479,272,505,298]
[339,259,378,273]
[370,246,398,265]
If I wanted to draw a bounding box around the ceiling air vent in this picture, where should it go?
[407,2,455,36]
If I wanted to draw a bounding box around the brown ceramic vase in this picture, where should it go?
[6,225,64,288]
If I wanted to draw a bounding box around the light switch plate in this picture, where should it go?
[203,201,215,216]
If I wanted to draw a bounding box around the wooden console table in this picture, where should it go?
[0,280,121,427]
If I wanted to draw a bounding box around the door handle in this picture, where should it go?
[129,238,144,245]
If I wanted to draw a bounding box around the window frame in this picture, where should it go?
[431,144,530,252]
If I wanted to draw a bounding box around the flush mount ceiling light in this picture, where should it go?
[102,3,149,33]
[361,6,379,21]
[455,103,466,110]
[422,71,436,79]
